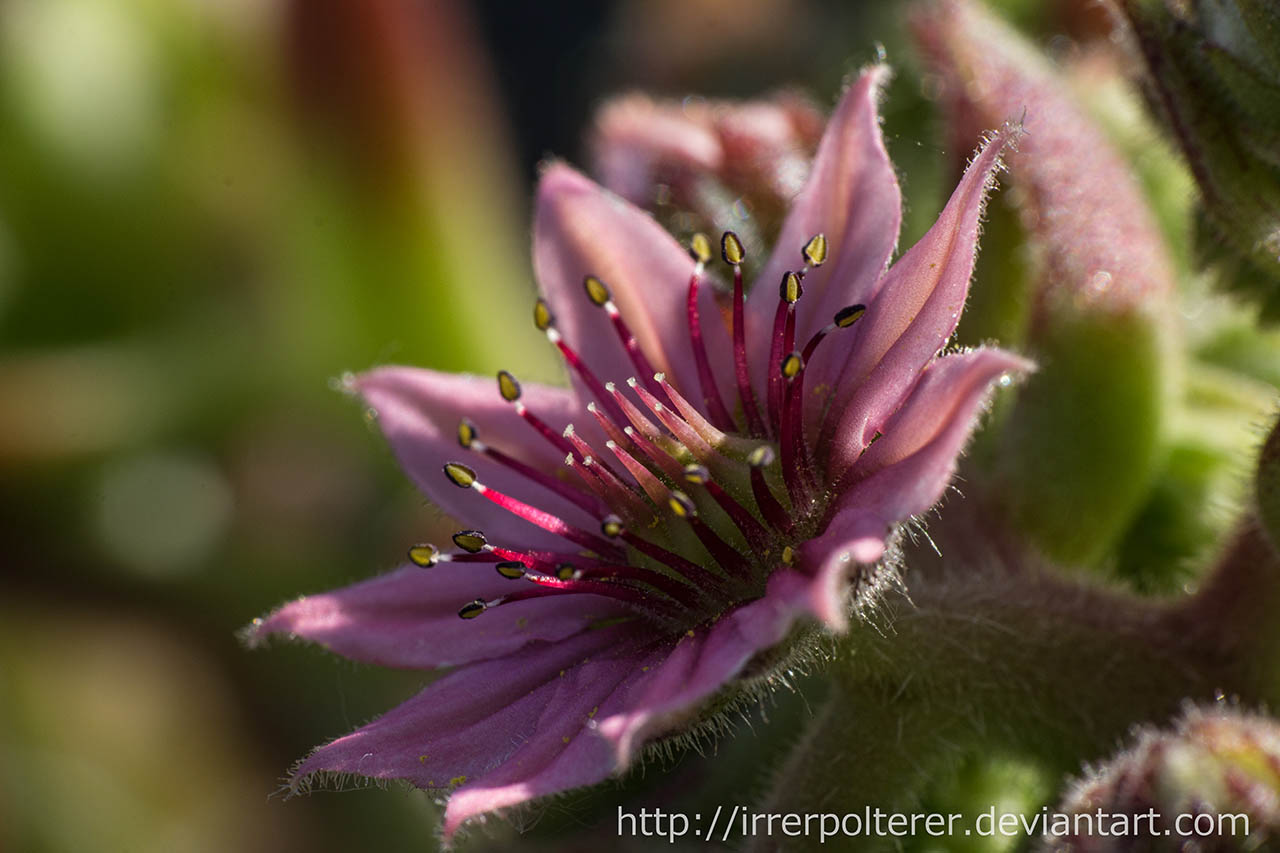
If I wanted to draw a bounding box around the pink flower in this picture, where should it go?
[247,66,1029,839]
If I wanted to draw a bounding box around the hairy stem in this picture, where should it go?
[753,521,1280,850]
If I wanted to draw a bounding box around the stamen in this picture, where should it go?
[607,439,669,507]
[563,424,627,485]
[682,463,770,550]
[459,599,490,619]
[586,401,632,450]
[723,231,765,436]
[443,462,621,556]
[656,373,727,447]
[747,446,793,534]
[583,275,663,397]
[628,379,718,465]
[495,561,528,579]
[600,514,625,538]
[668,487,751,576]
[786,304,867,494]
[565,453,649,521]
[497,370,576,458]
[534,298,628,424]
[408,543,439,567]
[686,234,735,431]
[621,425,686,483]
[605,380,663,441]
[801,233,828,269]
[453,529,489,552]
[767,271,803,435]
[514,571,680,612]
[620,529,730,591]
[779,351,810,505]
[458,419,601,516]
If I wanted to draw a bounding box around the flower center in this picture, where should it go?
[414,231,865,631]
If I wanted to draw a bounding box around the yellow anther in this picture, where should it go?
[683,463,710,485]
[583,275,611,307]
[834,304,867,328]
[721,231,746,266]
[802,233,828,267]
[780,271,803,304]
[443,462,477,488]
[667,490,697,518]
[458,600,486,619]
[497,370,522,402]
[689,232,712,265]
[408,543,439,567]
[781,351,804,379]
[747,445,776,468]
[457,419,477,448]
[452,529,487,552]
[533,298,554,331]
[495,561,526,580]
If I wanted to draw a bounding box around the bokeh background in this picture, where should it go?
[4,1,1280,851]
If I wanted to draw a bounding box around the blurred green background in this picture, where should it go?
[3,1,1279,851]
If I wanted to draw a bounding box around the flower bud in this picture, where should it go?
[912,0,1173,565]
[1112,0,1280,319]
[589,92,824,256]
[1043,705,1280,850]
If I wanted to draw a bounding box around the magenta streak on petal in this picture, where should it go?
[533,164,695,403]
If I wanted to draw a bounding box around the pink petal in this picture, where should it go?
[533,163,732,408]
[848,347,1032,484]
[442,640,672,837]
[247,564,632,669]
[355,366,597,551]
[590,94,724,205]
[595,570,812,761]
[832,347,1031,526]
[798,509,887,631]
[825,126,1018,477]
[291,624,645,808]
[746,66,901,405]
